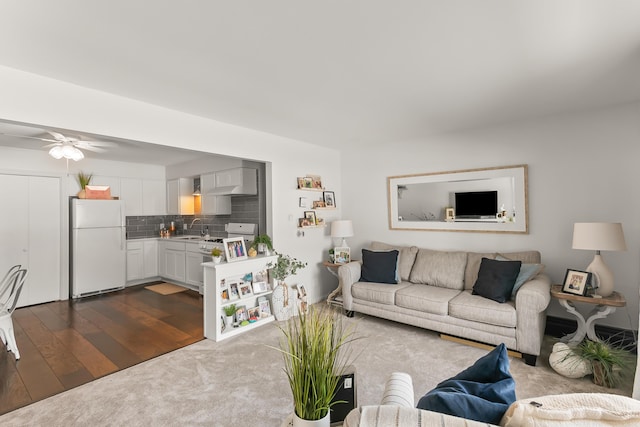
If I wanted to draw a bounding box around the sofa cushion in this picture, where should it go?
[361,249,399,284]
[396,285,460,316]
[417,343,516,425]
[351,281,411,305]
[370,242,418,281]
[496,254,544,298]
[409,249,467,290]
[464,252,497,290]
[449,290,516,328]
[472,258,521,303]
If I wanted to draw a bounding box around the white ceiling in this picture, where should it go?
[0,1,639,160]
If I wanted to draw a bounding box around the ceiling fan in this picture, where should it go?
[1,130,117,161]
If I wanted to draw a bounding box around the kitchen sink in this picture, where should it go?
[173,236,202,240]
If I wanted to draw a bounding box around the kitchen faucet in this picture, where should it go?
[189,218,201,228]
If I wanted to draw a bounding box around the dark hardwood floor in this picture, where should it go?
[0,284,203,415]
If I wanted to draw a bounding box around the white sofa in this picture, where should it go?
[338,242,551,365]
[344,372,640,427]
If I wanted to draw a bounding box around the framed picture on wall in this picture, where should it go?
[323,191,335,208]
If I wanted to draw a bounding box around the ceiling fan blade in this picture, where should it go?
[78,139,118,148]
[47,131,68,141]
[78,145,107,153]
[42,142,62,148]
[0,132,58,143]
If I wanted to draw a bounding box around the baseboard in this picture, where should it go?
[440,334,522,359]
[545,315,638,352]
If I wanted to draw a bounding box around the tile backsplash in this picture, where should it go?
[126,195,260,239]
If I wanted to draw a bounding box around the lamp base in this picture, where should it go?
[586,254,615,297]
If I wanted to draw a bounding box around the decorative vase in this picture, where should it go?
[271,279,290,321]
[213,256,222,264]
[292,412,330,427]
[225,315,234,328]
[548,342,591,378]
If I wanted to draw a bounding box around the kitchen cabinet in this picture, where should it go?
[203,255,277,342]
[126,239,159,284]
[185,243,204,288]
[0,174,61,307]
[167,178,194,215]
[162,240,186,283]
[201,194,231,215]
[142,179,166,215]
[120,178,143,216]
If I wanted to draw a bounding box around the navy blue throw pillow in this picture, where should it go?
[360,249,399,284]
[417,343,516,424]
[472,257,521,303]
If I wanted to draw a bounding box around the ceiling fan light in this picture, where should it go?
[70,147,84,161]
[49,146,64,159]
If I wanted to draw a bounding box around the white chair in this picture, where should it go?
[0,268,27,360]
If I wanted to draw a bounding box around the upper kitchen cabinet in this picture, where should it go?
[119,178,167,216]
[204,167,257,195]
[167,177,194,215]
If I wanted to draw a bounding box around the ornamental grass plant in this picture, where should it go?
[273,306,359,421]
[575,338,633,388]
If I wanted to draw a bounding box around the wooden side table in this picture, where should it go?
[550,284,626,344]
[323,261,355,308]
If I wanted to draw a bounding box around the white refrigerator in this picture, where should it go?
[71,199,126,298]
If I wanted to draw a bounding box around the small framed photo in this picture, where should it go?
[220,284,230,302]
[303,177,314,188]
[228,281,240,300]
[334,247,350,264]
[323,191,335,208]
[252,281,269,294]
[309,174,323,189]
[239,282,253,298]
[445,207,455,222]
[223,237,247,262]
[259,298,271,317]
[247,306,261,322]
[235,305,248,323]
[304,211,317,225]
[299,197,309,208]
[297,177,306,189]
[299,217,311,227]
[562,269,592,296]
[312,200,326,208]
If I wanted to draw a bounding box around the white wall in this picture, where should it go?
[341,102,640,330]
[0,66,343,304]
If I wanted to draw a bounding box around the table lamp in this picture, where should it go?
[572,222,626,297]
[331,220,354,247]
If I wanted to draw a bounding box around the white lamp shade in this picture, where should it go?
[572,222,627,252]
[331,220,354,238]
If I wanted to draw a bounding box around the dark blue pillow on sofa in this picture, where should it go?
[416,343,516,424]
[360,249,399,284]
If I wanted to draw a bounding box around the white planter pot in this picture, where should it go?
[225,315,234,328]
[213,256,222,264]
[292,412,330,427]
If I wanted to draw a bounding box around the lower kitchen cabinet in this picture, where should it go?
[163,245,186,283]
[126,241,144,282]
[143,240,158,277]
[126,239,160,285]
[185,251,204,288]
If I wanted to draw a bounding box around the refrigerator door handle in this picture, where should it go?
[121,228,126,250]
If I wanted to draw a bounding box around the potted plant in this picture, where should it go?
[251,234,273,255]
[268,253,307,321]
[76,171,93,198]
[211,247,223,264]
[223,304,236,328]
[274,306,358,426]
[574,338,632,388]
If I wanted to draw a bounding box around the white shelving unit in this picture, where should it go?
[203,255,278,342]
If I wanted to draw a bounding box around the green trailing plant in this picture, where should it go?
[268,253,307,282]
[575,338,633,388]
[251,234,274,251]
[223,304,237,317]
[271,306,359,421]
[77,171,93,189]
[211,247,222,257]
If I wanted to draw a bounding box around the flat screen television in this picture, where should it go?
[454,191,498,218]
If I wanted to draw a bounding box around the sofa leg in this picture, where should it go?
[523,354,537,366]
[345,310,354,318]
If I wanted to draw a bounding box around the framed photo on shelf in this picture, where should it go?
[247,306,260,322]
[323,191,335,208]
[297,177,306,189]
[235,305,248,323]
[252,281,269,294]
[223,237,247,262]
[312,200,326,208]
[334,247,351,264]
[228,281,240,300]
[239,282,253,298]
[299,197,309,208]
[309,175,323,189]
[562,269,591,296]
[258,298,271,317]
[304,211,317,225]
[445,207,455,222]
[253,269,268,284]
[220,284,230,302]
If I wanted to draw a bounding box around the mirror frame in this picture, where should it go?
[388,164,528,234]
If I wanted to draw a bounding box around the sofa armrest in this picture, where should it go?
[515,274,552,356]
[381,372,414,407]
[338,261,361,310]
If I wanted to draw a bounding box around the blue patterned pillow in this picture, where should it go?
[417,343,516,424]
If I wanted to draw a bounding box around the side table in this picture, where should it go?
[550,284,626,345]
[323,261,355,308]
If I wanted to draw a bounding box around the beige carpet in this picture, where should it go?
[144,282,187,295]
[0,312,634,426]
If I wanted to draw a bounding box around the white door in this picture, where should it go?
[0,174,61,307]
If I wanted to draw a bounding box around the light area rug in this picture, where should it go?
[0,314,633,427]
[144,282,187,295]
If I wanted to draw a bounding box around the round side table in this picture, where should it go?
[550,284,626,344]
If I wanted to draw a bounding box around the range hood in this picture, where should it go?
[203,168,257,196]
[206,185,243,195]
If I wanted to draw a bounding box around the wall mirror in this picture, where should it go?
[388,164,528,233]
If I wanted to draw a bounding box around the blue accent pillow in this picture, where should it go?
[360,249,399,284]
[472,258,521,303]
[496,255,544,298]
[417,343,516,424]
